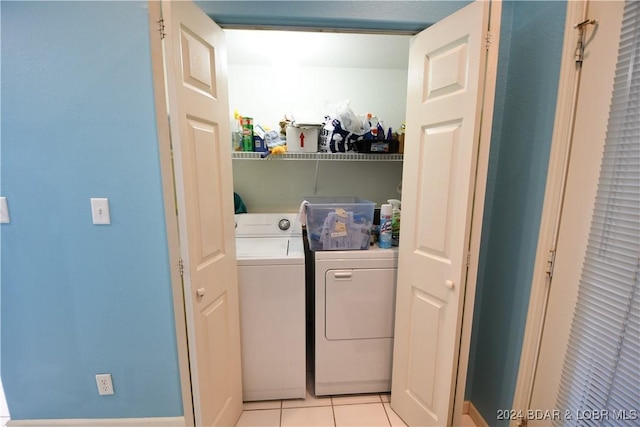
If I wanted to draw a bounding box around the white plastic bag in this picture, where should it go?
[320,100,367,152]
[324,99,364,134]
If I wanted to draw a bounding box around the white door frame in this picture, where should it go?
[147,1,500,425]
[510,2,590,424]
[148,1,195,426]
[453,1,501,423]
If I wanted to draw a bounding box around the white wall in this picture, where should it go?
[228,64,408,132]
[232,160,403,213]
[227,30,409,212]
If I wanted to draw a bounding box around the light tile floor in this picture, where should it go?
[236,374,477,427]
[236,394,401,427]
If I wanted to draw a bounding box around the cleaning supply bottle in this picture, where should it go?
[241,116,254,152]
[362,115,371,139]
[368,113,379,140]
[388,199,401,246]
[371,208,381,245]
[376,121,385,140]
[398,122,406,153]
[379,203,392,249]
[232,110,243,151]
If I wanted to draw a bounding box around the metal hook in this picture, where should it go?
[574,19,597,64]
[574,19,597,29]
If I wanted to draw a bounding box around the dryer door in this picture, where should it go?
[325,268,397,340]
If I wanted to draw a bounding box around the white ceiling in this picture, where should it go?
[225,29,411,69]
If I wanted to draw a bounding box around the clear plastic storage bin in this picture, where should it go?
[305,197,375,251]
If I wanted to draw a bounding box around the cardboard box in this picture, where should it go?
[286,125,320,152]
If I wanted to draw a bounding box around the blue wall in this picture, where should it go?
[465,1,567,424]
[1,1,182,420]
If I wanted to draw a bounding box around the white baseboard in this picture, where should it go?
[7,417,184,427]
[467,401,489,427]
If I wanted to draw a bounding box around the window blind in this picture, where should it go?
[553,1,640,426]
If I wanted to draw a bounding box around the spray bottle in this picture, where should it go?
[379,203,392,249]
[388,199,401,246]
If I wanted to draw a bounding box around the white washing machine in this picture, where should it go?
[313,245,399,396]
[235,213,306,401]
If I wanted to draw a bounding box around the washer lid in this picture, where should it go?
[236,237,304,265]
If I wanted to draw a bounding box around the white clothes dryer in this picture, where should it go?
[235,213,306,401]
[312,245,399,396]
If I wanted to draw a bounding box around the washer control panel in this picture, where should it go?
[235,213,301,237]
[278,218,291,231]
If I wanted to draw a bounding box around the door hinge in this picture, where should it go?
[158,18,166,40]
[466,253,471,268]
[518,418,528,427]
[546,250,556,278]
[178,258,184,277]
[574,19,596,64]
[485,31,492,50]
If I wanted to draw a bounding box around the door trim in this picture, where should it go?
[452,1,501,424]
[148,1,195,426]
[510,2,586,424]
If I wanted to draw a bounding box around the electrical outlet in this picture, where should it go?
[95,373,114,395]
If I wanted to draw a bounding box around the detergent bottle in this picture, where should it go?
[388,199,401,246]
[376,120,385,140]
[232,110,243,151]
[362,114,371,137]
[368,113,379,140]
[379,203,392,249]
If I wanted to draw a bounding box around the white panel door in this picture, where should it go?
[391,1,500,425]
[161,1,243,426]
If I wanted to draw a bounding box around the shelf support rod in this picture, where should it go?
[314,158,320,194]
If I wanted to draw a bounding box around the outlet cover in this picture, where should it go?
[95,373,114,395]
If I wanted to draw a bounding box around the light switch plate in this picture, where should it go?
[0,197,9,223]
[91,198,111,225]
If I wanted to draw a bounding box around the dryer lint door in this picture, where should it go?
[325,268,397,340]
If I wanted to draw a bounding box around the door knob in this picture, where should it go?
[197,288,206,297]
[445,280,454,289]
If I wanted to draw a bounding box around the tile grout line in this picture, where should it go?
[381,399,393,427]
[377,394,393,427]
[241,392,395,426]
[331,399,337,427]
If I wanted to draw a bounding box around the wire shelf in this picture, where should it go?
[231,152,404,161]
